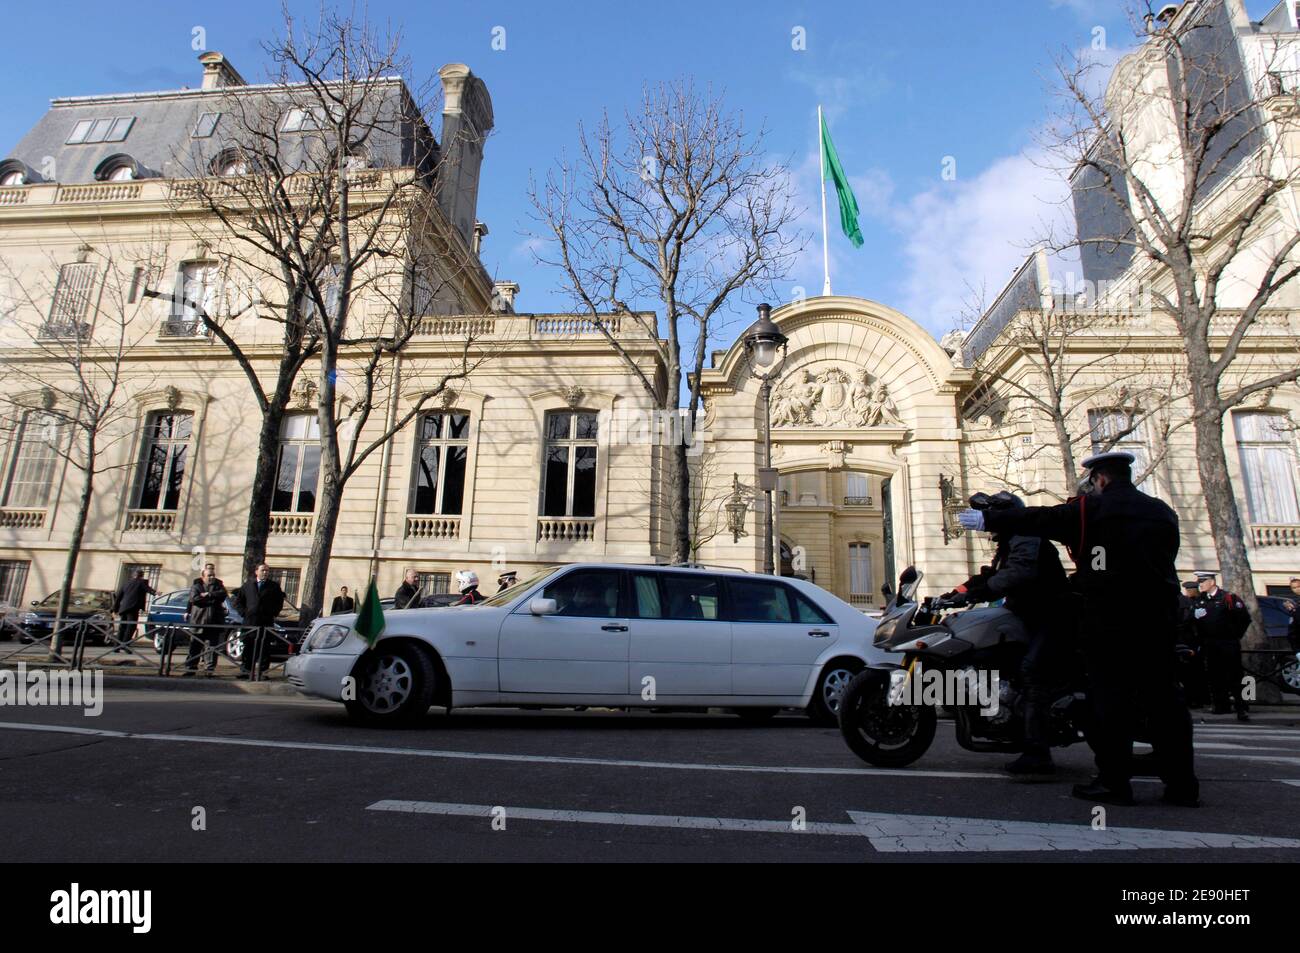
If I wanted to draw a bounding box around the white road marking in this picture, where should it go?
[365,800,1300,852]
[0,720,1003,780]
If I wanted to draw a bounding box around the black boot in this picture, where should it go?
[1160,784,1200,807]
[1004,751,1055,776]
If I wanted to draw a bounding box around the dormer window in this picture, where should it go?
[0,170,24,187]
[94,155,140,182]
[210,148,249,177]
[192,112,220,139]
[281,107,321,132]
[66,116,134,145]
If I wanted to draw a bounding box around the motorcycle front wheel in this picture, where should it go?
[838,669,937,767]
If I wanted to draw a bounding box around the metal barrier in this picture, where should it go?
[1243,648,1300,694]
[0,617,304,681]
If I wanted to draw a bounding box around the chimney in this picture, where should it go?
[472,221,489,256]
[437,64,494,247]
[491,281,519,314]
[198,52,246,91]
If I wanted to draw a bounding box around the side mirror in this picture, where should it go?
[529,598,558,616]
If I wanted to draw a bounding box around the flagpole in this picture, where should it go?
[818,105,832,297]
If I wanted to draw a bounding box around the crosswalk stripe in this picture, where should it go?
[365,800,1300,851]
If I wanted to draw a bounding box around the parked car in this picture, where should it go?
[288,563,892,725]
[18,589,117,644]
[145,588,304,661]
[1258,595,1300,695]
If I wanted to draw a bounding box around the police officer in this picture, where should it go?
[944,491,1071,776]
[958,450,1198,807]
[453,570,484,605]
[1192,571,1251,721]
[1177,580,1207,709]
[496,570,518,594]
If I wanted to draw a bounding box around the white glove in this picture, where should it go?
[957,508,985,531]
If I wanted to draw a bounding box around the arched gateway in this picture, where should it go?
[695,295,975,607]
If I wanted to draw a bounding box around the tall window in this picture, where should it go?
[849,543,873,599]
[410,412,469,515]
[1234,412,1300,524]
[268,567,300,607]
[542,410,598,518]
[135,412,192,511]
[3,411,62,508]
[1088,408,1151,490]
[171,261,220,333]
[845,472,870,505]
[0,560,30,607]
[44,262,97,338]
[272,414,320,513]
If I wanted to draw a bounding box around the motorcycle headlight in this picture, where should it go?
[307,623,349,652]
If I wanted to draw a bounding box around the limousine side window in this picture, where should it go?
[630,573,663,619]
[541,569,622,618]
[729,578,794,623]
[655,574,720,621]
[790,589,833,625]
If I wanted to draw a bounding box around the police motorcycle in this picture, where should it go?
[838,540,1093,768]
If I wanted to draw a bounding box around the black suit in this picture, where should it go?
[112,577,155,645]
[985,480,1195,795]
[233,577,286,673]
[330,595,355,614]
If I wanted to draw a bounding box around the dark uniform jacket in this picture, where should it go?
[187,578,228,627]
[113,577,154,614]
[233,577,286,627]
[1192,588,1250,644]
[454,587,483,606]
[330,595,355,614]
[961,534,1068,622]
[983,480,1181,634]
[394,582,421,610]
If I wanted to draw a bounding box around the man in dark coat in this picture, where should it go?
[1284,577,1300,653]
[959,450,1198,807]
[330,586,355,615]
[394,569,421,609]
[112,570,155,648]
[232,563,285,678]
[1192,571,1251,721]
[945,491,1073,776]
[184,564,227,675]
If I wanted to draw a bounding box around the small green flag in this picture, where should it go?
[354,577,385,648]
[820,113,863,249]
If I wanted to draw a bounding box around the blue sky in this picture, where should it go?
[0,1,1280,339]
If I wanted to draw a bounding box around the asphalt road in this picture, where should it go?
[1,689,1299,862]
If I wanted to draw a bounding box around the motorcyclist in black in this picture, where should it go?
[943,491,1071,776]
[958,450,1198,807]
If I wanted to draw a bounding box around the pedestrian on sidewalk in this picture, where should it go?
[184,564,227,676]
[232,563,285,679]
[111,570,155,652]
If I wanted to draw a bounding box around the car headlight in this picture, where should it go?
[307,623,349,652]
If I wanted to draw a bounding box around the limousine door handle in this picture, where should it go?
[601,623,629,632]
[807,629,831,638]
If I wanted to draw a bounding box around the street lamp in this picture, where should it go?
[743,303,788,576]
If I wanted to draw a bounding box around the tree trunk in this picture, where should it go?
[1188,383,1268,642]
[671,438,691,564]
[51,441,96,659]
[299,466,342,624]
[242,402,288,581]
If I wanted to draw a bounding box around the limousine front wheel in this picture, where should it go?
[346,642,436,724]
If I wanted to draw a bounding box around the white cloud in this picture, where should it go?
[893,146,1075,334]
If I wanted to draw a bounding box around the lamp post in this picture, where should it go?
[742,303,788,576]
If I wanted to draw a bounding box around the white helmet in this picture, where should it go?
[455,570,479,592]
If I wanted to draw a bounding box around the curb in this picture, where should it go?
[99,674,301,696]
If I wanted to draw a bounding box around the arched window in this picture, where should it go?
[0,170,24,187]
[272,414,321,513]
[409,412,469,516]
[1234,412,1300,525]
[2,411,63,508]
[542,410,598,518]
[134,411,192,511]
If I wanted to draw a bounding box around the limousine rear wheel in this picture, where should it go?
[346,642,436,724]
[809,659,863,725]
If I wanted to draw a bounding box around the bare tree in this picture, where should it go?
[1050,0,1300,647]
[530,82,806,563]
[963,304,1188,500]
[0,238,161,655]
[166,9,499,620]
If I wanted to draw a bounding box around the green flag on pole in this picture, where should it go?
[354,577,385,648]
[820,113,863,249]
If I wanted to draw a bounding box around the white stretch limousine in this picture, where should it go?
[287,563,890,724]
